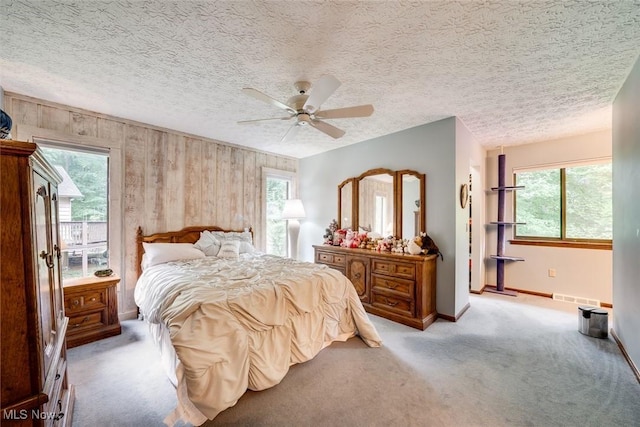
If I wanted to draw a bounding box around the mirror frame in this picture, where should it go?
[338,168,426,238]
[337,177,357,230]
[396,169,426,239]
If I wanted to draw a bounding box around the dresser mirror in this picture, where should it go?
[338,168,425,238]
[398,170,426,240]
[358,168,395,236]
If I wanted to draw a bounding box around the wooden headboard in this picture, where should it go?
[136,226,253,279]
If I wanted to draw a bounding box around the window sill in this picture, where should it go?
[510,239,612,250]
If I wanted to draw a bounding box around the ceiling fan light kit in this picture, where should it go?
[240,75,374,143]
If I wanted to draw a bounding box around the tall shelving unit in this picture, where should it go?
[487,153,524,296]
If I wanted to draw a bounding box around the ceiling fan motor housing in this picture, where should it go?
[297,113,311,125]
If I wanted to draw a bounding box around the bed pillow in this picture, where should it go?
[210,231,255,254]
[142,242,205,268]
[218,240,240,259]
[194,231,222,256]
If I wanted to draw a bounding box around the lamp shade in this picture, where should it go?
[281,199,306,220]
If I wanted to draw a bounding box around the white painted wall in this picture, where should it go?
[454,119,479,314]
[299,117,484,319]
[612,54,640,372]
[485,130,613,304]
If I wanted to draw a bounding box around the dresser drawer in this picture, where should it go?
[68,310,106,331]
[315,250,346,267]
[371,259,415,279]
[371,290,414,317]
[371,274,414,297]
[65,289,107,315]
[44,357,67,426]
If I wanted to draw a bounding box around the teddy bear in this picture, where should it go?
[341,229,361,248]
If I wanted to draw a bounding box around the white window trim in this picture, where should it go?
[261,167,297,253]
[513,156,611,174]
[19,126,124,312]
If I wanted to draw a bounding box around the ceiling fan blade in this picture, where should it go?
[237,116,293,124]
[315,104,374,119]
[309,119,346,139]
[242,88,295,114]
[303,75,341,114]
[280,123,300,143]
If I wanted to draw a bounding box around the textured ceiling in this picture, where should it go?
[2,1,640,159]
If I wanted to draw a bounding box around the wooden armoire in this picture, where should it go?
[1,140,75,425]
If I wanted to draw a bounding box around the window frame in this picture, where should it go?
[512,160,612,250]
[37,141,112,280]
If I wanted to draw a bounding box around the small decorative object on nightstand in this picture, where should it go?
[63,275,122,348]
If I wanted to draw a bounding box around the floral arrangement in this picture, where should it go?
[323,219,340,245]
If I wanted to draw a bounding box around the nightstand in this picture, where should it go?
[63,275,122,348]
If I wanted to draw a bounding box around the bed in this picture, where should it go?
[134,226,382,426]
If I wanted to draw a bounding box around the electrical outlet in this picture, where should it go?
[549,268,556,278]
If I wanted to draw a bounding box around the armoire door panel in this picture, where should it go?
[34,178,57,376]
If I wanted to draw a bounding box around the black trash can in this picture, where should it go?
[578,306,608,339]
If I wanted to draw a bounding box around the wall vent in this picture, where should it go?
[553,293,600,307]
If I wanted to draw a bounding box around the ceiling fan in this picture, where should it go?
[238,75,374,143]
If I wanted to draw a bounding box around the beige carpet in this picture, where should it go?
[68,293,640,427]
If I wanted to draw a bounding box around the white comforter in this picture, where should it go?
[135,253,382,425]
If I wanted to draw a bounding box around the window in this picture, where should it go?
[514,162,612,243]
[40,144,110,280]
[374,195,387,236]
[263,169,295,256]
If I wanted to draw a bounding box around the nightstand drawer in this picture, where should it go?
[68,311,106,330]
[65,289,107,314]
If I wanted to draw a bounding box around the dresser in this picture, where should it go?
[313,245,437,330]
[1,140,74,425]
[63,276,121,348]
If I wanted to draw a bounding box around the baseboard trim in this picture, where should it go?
[610,328,640,384]
[119,310,139,321]
[474,285,613,308]
[438,302,471,322]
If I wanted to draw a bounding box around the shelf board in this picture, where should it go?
[490,186,525,191]
[489,221,526,225]
[490,255,525,261]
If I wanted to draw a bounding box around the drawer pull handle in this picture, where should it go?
[74,316,90,327]
[386,282,398,290]
[385,298,399,307]
[54,400,64,420]
[90,297,96,302]
[72,299,80,306]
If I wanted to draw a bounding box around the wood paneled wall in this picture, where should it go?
[3,92,298,318]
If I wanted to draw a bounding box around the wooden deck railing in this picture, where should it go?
[59,221,108,279]
[60,221,107,246]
